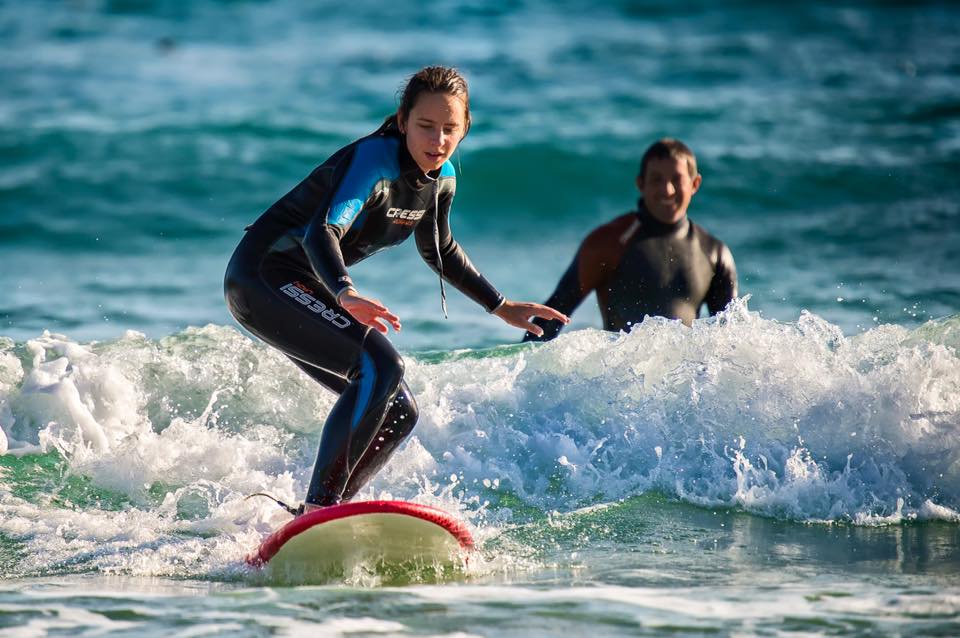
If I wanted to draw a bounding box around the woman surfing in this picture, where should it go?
[225,66,568,514]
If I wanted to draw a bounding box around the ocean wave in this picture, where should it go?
[2,304,958,527]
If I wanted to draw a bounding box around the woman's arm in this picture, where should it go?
[521,254,589,342]
[494,300,569,337]
[301,140,400,332]
[416,190,568,335]
[337,288,402,334]
[414,189,504,312]
[302,222,356,298]
[300,141,387,299]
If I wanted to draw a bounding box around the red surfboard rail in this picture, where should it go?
[246,500,474,567]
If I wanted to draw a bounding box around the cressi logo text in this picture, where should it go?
[279,282,352,329]
[385,208,425,226]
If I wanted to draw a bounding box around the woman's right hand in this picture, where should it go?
[338,289,402,334]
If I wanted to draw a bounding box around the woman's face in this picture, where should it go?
[400,92,468,173]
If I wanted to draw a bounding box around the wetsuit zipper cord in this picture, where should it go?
[434,181,448,318]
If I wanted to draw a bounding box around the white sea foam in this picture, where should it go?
[1,307,959,577]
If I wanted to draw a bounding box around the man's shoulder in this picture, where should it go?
[574,213,638,273]
[688,218,729,250]
[688,218,736,270]
[583,212,637,248]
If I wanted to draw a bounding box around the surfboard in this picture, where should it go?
[246,500,474,581]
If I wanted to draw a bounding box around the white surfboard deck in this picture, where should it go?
[247,500,474,580]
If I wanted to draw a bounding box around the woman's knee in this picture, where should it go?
[360,329,405,390]
[390,386,419,436]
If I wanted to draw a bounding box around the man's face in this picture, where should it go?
[400,92,467,173]
[637,156,702,224]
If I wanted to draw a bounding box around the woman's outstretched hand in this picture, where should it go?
[493,300,569,337]
[338,289,402,334]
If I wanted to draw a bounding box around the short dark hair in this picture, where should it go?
[639,138,697,181]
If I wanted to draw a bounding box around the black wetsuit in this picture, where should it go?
[524,201,737,341]
[225,119,503,506]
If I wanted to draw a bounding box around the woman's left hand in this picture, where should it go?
[493,300,569,337]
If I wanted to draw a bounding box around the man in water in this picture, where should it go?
[523,138,737,341]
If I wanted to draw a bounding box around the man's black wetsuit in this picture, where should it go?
[524,201,737,341]
[225,119,503,506]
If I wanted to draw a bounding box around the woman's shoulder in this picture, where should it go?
[347,133,402,178]
[439,160,456,178]
[314,130,403,206]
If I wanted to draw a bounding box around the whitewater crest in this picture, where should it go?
[0,307,959,574]
[413,304,960,524]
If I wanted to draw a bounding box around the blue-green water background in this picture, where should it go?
[2,1,960,636]
[2,0,958,348]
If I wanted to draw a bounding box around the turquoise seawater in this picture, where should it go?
[2,1,960,635]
